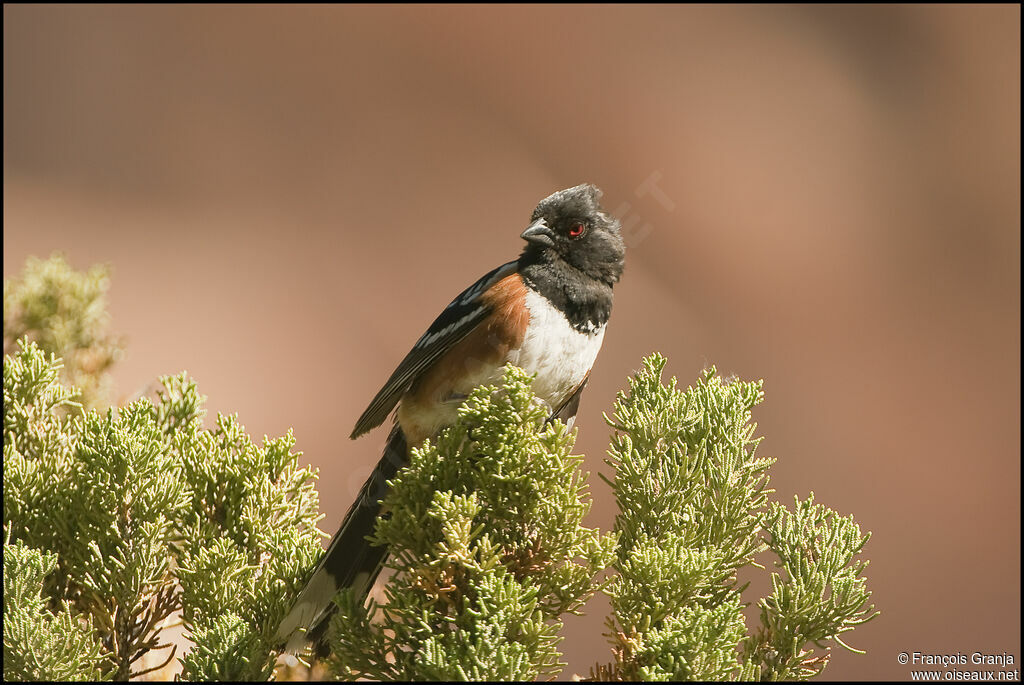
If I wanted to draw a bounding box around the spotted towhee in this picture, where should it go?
[277,183,625,652]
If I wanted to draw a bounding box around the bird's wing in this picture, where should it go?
[550,370,590,425]
[350,260,519,439]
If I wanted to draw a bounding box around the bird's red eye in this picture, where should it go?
[569,223,586,238]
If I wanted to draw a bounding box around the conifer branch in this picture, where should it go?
[3,255,877,682]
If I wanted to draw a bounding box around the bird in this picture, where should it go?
[276,183,626,654]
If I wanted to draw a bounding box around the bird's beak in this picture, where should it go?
[521,218,555,247]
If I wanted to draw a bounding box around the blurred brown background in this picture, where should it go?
[4,4,1019,680]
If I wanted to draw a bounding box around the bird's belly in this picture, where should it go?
[508,288,606,411]
[398,288,605,444]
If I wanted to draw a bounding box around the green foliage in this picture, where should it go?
[179,612,276,682]
[3,253,122,408]
[3,340,83,561]
[173,403,324,681]
[64,400,188,679]
[629,599,748,681]
[745,494,877,679]
[3,535,108,682]
[596,354,877,681]
[4,255,877,681]
[325,365,618,681]
[3,339,323,681]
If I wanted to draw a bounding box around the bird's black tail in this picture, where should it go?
[276,425,408,653]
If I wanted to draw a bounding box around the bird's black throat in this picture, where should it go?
[518,253,614,332]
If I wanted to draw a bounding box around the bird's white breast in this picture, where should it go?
[508,288,606,411]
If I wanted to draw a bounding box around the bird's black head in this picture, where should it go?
[519,184,625,286]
